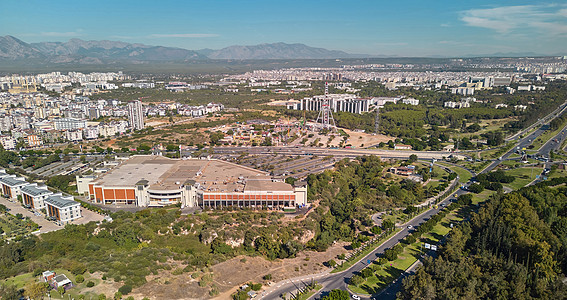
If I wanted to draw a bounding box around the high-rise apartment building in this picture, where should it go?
[127,100,144,130]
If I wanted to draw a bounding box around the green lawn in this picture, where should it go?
[437,163,472,184]
[549,168,567,179]
[471,190,495,205]
[500,158,537,168]
[503,167,540,190]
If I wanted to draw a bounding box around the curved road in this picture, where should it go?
[262,111,565,299]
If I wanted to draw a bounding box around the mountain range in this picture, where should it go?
[0,36,362,63]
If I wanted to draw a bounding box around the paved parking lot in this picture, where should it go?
[0,197,105,234]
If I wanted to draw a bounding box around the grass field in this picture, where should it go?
[450,118,515,140]
[471,190,495,205]
[503,167,540,190]
[437,163,472,184]
[548,167,567,179]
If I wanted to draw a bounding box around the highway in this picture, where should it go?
[505,100,567,141]
[261,105,567,299]
[214,146,466,160]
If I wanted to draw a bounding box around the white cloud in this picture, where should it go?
[461,4,567,36]
[148,33,219,38]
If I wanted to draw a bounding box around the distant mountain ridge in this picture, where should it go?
[207,42,357,59]
[0,35,205,63]
[0,36,365,63]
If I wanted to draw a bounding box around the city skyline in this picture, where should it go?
[1,0,566,57]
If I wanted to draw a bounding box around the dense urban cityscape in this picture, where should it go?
[0,1,567,300]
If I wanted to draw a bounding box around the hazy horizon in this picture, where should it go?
[1,0,566,57]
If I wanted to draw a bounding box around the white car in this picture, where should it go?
[407,225,413,229]
[352,295,361,300]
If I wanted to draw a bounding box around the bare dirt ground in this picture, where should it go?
[289,128,393,148]
[81,272,123,298]
[129,243,349,300]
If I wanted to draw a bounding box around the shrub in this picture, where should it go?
[172,268,184,275]
[86,281,95,288]
[251,283,262,291]
[118,285,132,295]
[75,275,85,283]
[114,291,122,300]
[263,274,272,280]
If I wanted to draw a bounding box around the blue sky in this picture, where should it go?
[1,0,566,57]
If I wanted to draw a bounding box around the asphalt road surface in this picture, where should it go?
[262,101,567,299]
[263,194,460,300]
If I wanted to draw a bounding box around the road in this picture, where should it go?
[505,100,567,141]
[214,146,466,160]
[262,193,462,300]
[262,101,567,299]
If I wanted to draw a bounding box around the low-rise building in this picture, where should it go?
[21,184,53,210]
[26,134,42,147]
[44,194,82,224]
[0,175,29,198]
[88,155,308,209]
[389,166,415,176]
[0,136,16,150]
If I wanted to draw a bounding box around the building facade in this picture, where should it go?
[87,156,308,209]
[127,100,144,130]
[21,184,53,210]
[44,194,82,224]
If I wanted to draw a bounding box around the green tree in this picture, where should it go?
[24,282,47,300]
[321,289,349,300]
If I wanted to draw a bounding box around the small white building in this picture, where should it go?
[0,136,16,150]
[45,194,82,224]
[65,130,83,142]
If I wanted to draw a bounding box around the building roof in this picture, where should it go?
[0,176,28,187]
[93,156,272,193]
[44,195,79,209]
[53,274,72,286]
[244,178,293,192]
[21,185,52,197]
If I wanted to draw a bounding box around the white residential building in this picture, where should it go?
[21,184,53,210]
[45,194,82,224]
[53,118,86,130]
[65,130,83,141]
[0,136,16,150]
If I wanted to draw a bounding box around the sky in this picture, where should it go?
[1,0,566,57]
